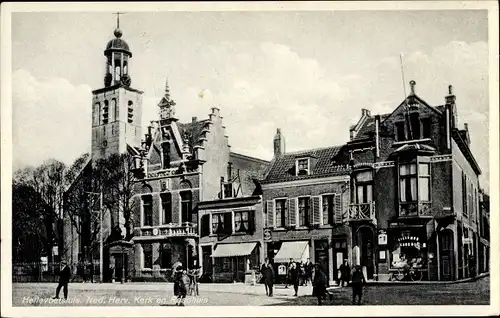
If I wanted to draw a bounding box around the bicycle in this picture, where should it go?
[390,265,423,282]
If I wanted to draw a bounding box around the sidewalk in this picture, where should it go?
[346,272,490,286]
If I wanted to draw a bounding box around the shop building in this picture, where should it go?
[346,81,484,281]
[477,189,490,274]
[260,129,351,285]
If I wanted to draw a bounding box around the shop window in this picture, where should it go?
[234,211,249,233]
[160,193,172,224]
[298,197,310,227]
[390,232,426,270]
[180,191,192,223]
[322,195,334,225]
[159,244,171,269]
[275,199,287,228]
[142,244,153,269]
[142,195,153,226]
[355,171,373,204]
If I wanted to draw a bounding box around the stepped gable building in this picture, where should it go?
[346,80,484,281]
[260,128,351,285]
[63,20,269,282]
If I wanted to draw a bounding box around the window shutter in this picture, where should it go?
[288,198,297,226]
[266,200,274,228]
[334,194,343,223]
[312,196,321,225]
[308,198,314,226]
[284,200,289,227]
[248,210,256,233]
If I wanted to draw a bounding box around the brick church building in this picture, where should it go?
[63,21,268,282]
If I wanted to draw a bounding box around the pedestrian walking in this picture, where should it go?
[53,261,71,299]
[351,265,366,305]
[288,261,300,296]
[173,266,190,306]
[260,258,274,297]
[313,264,327,305]
[188,263,202,296]
[338,259,351,287]
[305,258,313,286]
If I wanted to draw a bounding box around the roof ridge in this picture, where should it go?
[284,145,344,156]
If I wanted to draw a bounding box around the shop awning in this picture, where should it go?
[274,241,309,263]
[212,242,257,258]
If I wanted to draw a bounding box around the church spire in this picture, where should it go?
[159,78,177,121]
[103,13,131,87]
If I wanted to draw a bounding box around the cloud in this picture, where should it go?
[12,40,490,192]
[12,69,92,170]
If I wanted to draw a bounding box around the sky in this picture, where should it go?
[11,10,490,190]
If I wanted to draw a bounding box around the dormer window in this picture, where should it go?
[296,158,310,176]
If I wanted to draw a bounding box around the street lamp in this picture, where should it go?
[87,191,103,283]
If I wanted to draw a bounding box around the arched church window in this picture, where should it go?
[94,102,101,126]
[115,66,121,81]
[128,100,134,124]
[102,100,109,125]
[112,98,117,122]
[123,62,128,75]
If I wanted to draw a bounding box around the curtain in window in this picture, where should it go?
[234,212,242,232]
[275,202,282,228]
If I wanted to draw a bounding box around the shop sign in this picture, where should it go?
[378,234,388,245]
[264,229,272,241]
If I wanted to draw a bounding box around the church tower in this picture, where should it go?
[91,15,143,162]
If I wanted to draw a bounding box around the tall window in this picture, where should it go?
[399,164,417,202]
[160,193,172,224]
[418,163,430,201]
[142,244,153,269]
[94,102,101,126]
[102,100,109,124]
[355,171,373,204]
[422,118,432,139]
[298,197,310,226]
[322,195,334,225]
[142,195,153,226]
[159,244,171,269]
[161,142,170,169]
[275,199,287,228]
[234,211,249,232]
[180,191,192,223]
[407,113,421,140]
[462,172,468,218]
[223,183,234,198]
[111,98,117,122]
[396,115,432,141]
[127,101,134,124]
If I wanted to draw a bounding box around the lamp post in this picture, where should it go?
[87,191,103,283]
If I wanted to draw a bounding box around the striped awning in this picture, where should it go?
[212,242,257,258]
[274,241,309,263]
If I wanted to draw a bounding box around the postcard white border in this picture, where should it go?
[1,1,499,317]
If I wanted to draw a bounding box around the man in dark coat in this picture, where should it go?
[304,258,313,286]
[313,264,327,305]
[53,261,71,299]
[173,266,190,306]
[338,259,351,287]
[288,261,300,296]
[351,265,366,305]
[260,258,274,297]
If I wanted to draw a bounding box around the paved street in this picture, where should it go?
[12,276,489,306]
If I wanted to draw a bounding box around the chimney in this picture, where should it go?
[361,109,371,117]
[374,115,380,158]
[409,80,416,95]
[445,85,456,105]
[192,116,198,123]
[273,128,286,157]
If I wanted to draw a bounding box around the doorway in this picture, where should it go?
[332,238,348,281]
[201,245,213,282]
[356,226,375,279]
[314,240,330,282]
[439,229,454,281]
[114,252,128,282]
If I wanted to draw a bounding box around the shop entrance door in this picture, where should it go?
[201,246,213,282]
[314,240,330,282]
[439,229,454,281]
[332,238,348,281]
[231,256,245,282]
[356,226,375,279]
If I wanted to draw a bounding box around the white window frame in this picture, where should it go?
[297,195,312,228]
[295,158,311,176]
[273,197,288,228]
[319,192,336,226]
[141,194,153,227]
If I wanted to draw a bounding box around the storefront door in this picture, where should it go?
[439,229,454,281]
[201,246,213,282]
[314,240,330,282]
[356,227,375,279]
[332,238,348,281]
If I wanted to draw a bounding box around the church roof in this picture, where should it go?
[263,146,349,183]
